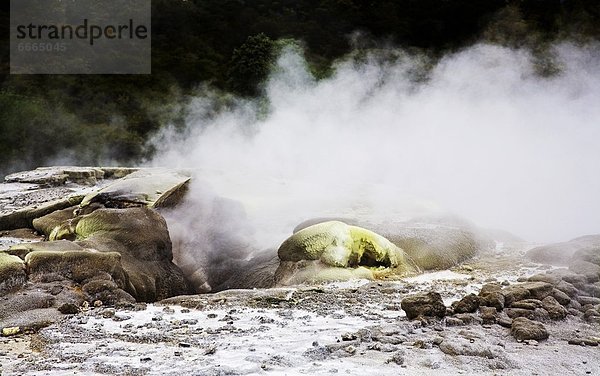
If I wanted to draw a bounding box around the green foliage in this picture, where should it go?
[227,33,275,96]
[0,0,597,177]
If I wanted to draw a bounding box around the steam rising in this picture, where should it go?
[152,42,600,247]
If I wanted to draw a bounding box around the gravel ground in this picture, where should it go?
[1,251,598,376]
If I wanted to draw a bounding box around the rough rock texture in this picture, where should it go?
[0,252,26,294]
[542,296,568,320]
[401,291,446,320]
[452,293,480,313]
[510,317,549,341]
[79,168,191,209]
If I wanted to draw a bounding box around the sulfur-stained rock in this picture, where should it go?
[276,221,418,285]
[0,252,26,295]
[7,240,84,260]
[25,250,127,285]
[67,207,191,301]
[32,206,77,238]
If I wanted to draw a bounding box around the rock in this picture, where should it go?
[445,317,465,326]
[510,299,543,310]
[577,296,600,306]
[541,296,568,320]
[293,216,491,270]
[479,291,505,311]
[454,313,482,325]
[401,291,446,320]
[528,273,561,285]
[25,249,127,285]
[276,221,419,285]
[569,260,600,283]
[452,294,480,314]
[1,326,21,336]
[583,283,600,297]
[501,286,530,306]
[502,282,553,306]
[526,235,600,266]
[505,308,536,320]
[439,338,505,359]
[572,248,600,266]
[278,221,416,270]
[58,303,79,314]
[8,240,85,260]
[79,168,191,209]
[31,206,77,238]
[555,280,580,298]
[510,317,549,341]
[64,207,191,301]
[0,252,26,295]
[479,306,497,324]
[0,195,84,231]
[386,351,405,365]
[533,308,551,322]
[551,288,571,306]
[479,283,503,296]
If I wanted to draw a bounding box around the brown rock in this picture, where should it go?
[401,292,446,320]
[511,317,549,341]
[479,306,497,324]
[511,299,543,310]
[452,294,480,314]
[479,291,505,311]
[505,308,536,320]
[542,296,568,320]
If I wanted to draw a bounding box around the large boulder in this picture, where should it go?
[526,235,600,266]
[293,216,490,270]
[63,207,191,301]
[275,221,419,285]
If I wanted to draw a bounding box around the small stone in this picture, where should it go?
[50,285,63,295]
[140,357,152,362]
[101,309,115,318]
[386,351,405,365]
[58,303,79,315]
[344,345,356,355]
[174,351,182,356]
[93,300,103,308]
[341,333,357,341]
[179,342,192,348]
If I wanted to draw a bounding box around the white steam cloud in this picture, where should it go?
[152,42,600,245]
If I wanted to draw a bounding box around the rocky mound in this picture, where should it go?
[275,221,420,285]
[0,167,192,332]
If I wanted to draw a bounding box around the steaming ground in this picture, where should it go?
[150,42,600,274]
